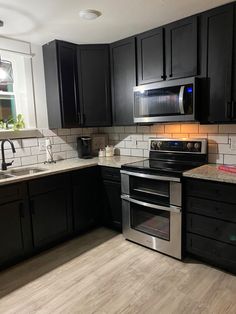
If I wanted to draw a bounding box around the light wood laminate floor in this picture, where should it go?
[0,228,236,314]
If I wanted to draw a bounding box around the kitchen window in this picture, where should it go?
[0,49,36,130]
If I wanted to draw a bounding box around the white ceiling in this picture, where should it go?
[0,0,233,45]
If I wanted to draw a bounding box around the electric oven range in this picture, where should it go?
[121,138,207,259]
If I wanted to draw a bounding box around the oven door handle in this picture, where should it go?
[120,170,180,182]
[121,195,181,213]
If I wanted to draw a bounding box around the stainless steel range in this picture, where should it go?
[121,138,208,260]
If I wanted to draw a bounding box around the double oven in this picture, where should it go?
[121,171,182,259]
[121,138,208,260]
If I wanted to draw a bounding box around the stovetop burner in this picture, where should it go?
[121,138,208,178]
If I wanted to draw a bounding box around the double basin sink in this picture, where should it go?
[0,167,47,180]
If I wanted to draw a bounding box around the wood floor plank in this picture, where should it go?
[0,228,235,314]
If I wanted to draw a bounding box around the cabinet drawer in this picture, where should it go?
[100,167,121,182]
[186,196,236,223]
[29,174,68,196]
[0,183,25,204]
[185,179,236,204]
[187,233,236,273]
[187,213,236,246]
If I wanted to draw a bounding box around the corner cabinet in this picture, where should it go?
[43,40,80,128]
[77,45,111,127]
[43,41,112,128]
[201,3,236,123]
[110,37,136,126]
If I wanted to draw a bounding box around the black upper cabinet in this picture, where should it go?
[165,16,198,80]
[29,174,72,250]
[137,27,164,84]
[110,37,136,126]
[77,45,111,127]
[43,40,79,128]
[201,4,234,123]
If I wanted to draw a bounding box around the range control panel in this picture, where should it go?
[150,139,207,154]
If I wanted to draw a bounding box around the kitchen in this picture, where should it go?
[0,0,236,313]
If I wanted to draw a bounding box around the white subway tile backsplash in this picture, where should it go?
[58,128,71,136]
[124,126,136,134]
[137,126,150,134]
[199,125,219,134]
[223,154,236,165]
[53,136,66,145]
[208,134,229,144]
[21,155,38,166]
[131,148,144,157]
[22,138,38,147]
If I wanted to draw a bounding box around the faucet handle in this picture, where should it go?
[6,160,14,167]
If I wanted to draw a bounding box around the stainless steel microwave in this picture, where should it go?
[133,77,198,123]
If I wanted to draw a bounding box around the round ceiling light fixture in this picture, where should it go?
[79,9,101,20]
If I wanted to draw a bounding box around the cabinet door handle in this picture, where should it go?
[19,203,25,218]
[225,101,231,119]
[231,100,236,119]
[169,74,173,78]
[30,199,35,215]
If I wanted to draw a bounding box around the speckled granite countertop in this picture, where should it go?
[183,164,236,184]
[0,156,146,186]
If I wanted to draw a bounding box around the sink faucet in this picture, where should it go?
[1,139,16,170]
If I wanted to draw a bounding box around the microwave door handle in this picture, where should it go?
[179,86,185,114]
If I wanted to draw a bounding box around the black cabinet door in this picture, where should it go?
[77,45,111,127]
[29,175,72,250]
[110,37,136,126]
[165,16,198,79]
[137,27,164,84]
[30,189,70,249]
[0,201,26,266]
[103,180,122,231]
[202,4,234,122]
[72,167,100,233]
[43,40,79,128]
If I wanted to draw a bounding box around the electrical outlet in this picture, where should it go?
[39,141,46,151]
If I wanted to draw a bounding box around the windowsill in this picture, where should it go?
[0,129,43,139]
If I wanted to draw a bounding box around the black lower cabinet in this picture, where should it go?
[0,183,32,268]
[71,167,101,233]
[101,167,122,231]
[184,178,236,273]
[29,174,73,250]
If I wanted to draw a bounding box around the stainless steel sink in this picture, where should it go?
[8,167,47,176]
[0,173,15,180]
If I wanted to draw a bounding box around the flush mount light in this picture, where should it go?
[79,9,101,20]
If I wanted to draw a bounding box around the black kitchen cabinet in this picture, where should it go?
[77,45,111,127]
[201,4,235,123]
[29,174,73,250]
[0,183,32,268]
[137,27,164,84]
[165,16,198,80]
[43,40,79,128]
[185,178,236,273]
[72,167,100,233]
[101,167,122,231]
[110,37,136,125]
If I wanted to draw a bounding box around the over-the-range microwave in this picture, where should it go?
[133,77,199,123]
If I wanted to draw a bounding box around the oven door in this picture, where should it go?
[122,195,182,259]
[133,77,195,123]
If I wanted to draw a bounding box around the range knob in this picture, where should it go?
[194,142,200,151]
[157,141,162,149]
[151,141,157,150]
[186,142,193,150]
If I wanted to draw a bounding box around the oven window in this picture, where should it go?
[130,177,169,206]
[130,203,170,241]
